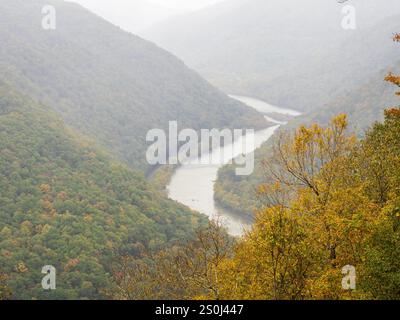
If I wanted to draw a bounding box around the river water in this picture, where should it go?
[167,96,300,236]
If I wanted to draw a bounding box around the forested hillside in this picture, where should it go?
[0,81,205,299]
[0,0,266,172]
[145,0,400,113]
[294,62,400,130]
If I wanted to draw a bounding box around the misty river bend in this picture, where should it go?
[167,96,301,236]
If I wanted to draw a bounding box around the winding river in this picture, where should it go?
[167,96,300,236]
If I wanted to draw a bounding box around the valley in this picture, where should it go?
[143,0,400,220]
[1,0,399,301]
[167,96,300,236]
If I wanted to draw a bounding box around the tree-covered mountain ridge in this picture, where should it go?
[0,80,205,299]
[0,0,267,172]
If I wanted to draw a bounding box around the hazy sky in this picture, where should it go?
[67,0,228,33]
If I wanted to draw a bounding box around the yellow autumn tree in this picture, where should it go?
[216,204,314,300]
[215,115,378,300]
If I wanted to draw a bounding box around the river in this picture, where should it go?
[167,95,300,236]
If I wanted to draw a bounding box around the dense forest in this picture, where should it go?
[0,81,205,299]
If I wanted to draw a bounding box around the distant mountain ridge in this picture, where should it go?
[293,61,400,131]
[144,0,400,113]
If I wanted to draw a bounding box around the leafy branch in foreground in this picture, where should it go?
[111,220,235,300]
